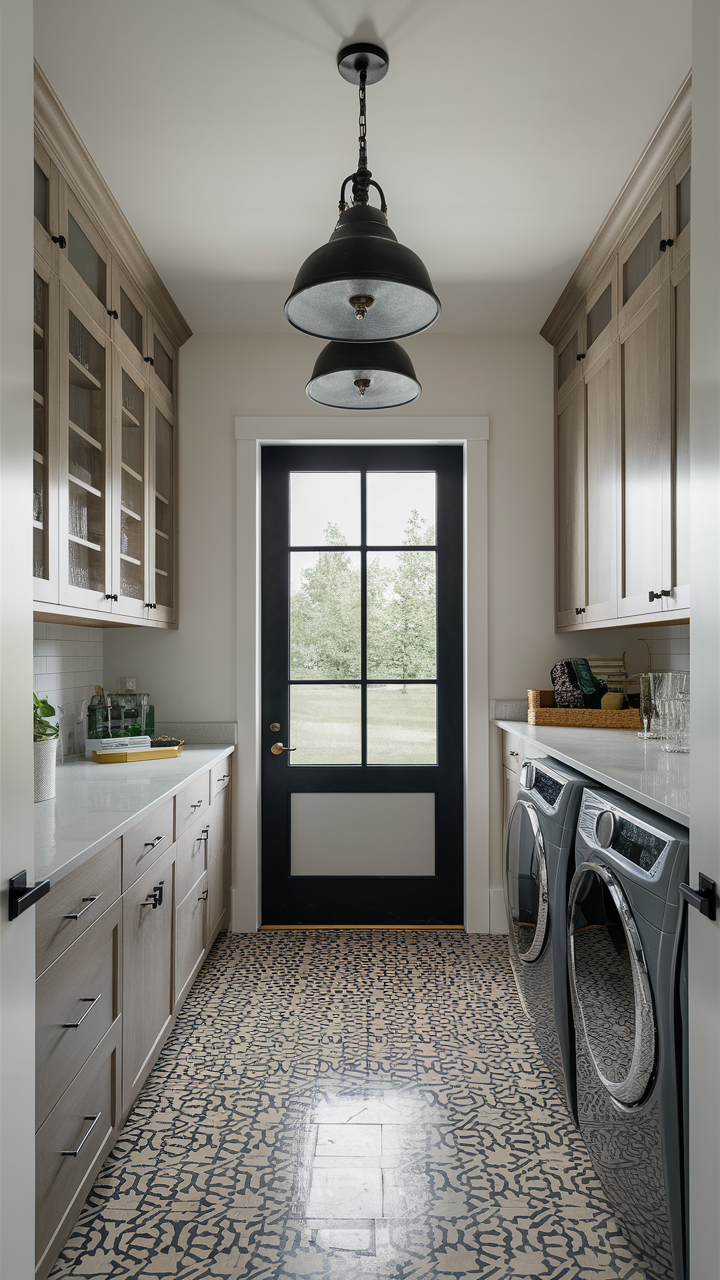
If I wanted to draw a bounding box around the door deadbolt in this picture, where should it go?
[271,742,296,754]
[270,722,281,732]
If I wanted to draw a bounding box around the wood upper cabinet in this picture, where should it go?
[556,381,586,628]
[668,256,690,613]
[584,343,618,623]
[33,66,190,629]
[555,308,585,407]
[122,844,175,1108]
[670,143,691,268]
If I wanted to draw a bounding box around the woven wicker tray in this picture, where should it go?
[528,690,641,730]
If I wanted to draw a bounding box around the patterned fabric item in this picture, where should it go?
[573,658,610,709]
[551,660,585,708]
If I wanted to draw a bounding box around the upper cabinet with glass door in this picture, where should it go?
[670,144,691,267]
[33,64,191,628]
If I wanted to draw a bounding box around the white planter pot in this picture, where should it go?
[34,737,57,803]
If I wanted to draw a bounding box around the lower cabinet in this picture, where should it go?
[35,755,234,1278]
[122,843,176,1108]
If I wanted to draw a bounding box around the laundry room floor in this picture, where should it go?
[48,931,649,1280]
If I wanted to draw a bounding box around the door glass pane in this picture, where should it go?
[289,685,361,765]
[557,331,578,388]
[623,213,662,304]
[290,550,361,678]
[367,550,436,679]
[33,272,48,579]
[677,168,691,235]
[290,472,361,546]
[67,310,105,591]
[120,288,143,353]
[34,161,48,229]
[120,370,145,599]
[572,871,638,1084]
[586,284,612,348]
[155,409,174,608]
[154,336,173,391]
[68,212,106,304]
[366,472,435,546]
[367,684,437,764]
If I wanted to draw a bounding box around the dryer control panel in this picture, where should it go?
[578,790,672,879]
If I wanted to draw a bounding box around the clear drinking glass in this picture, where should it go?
[637,672,666,739]
[659,671,690,753]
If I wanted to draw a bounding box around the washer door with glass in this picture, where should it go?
[505,801,549,964]
[568,861,656,1106]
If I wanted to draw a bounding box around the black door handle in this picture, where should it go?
[51,234,67,248]
[679,874,717,921]
[8,870,51,920]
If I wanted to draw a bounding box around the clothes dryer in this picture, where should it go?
[504,756,589,1120]
[568,787,688,1280]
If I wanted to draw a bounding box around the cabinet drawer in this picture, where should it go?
[122,797,174,890]
[208,786,230,863]
[502,732,524,776]
[176,871,207,1006]
[176,818,209,904]
[175,771,210,838]
[122,845,175,1106]
[36,840,121,977]
[208,845,230,939]
[36,899,121,1130]
[211,757,232,798]
[36,1024,120,1268]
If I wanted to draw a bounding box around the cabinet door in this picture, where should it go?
[584,343,618,623]
[176,871,207,1008]
[555,308,585,407]
[618,188,671,333]
[585,265,616,368]
[33,253,60,603]
[122,844,175,1107]
[149,395,177,623]
[34,136,60,270]
[670,143,691,269]
[111,350,151,619]
[109,262,151,380]
[556,380,586,628]
[207,845,230,940]
[667,256,690,613]
[58,180,112,336]
[618,288,671,617]
[58,287,113,613]
[148,313,177,415]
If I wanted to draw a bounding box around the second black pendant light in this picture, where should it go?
[285,41,438,410]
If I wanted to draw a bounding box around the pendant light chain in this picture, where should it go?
[339,69,388,216]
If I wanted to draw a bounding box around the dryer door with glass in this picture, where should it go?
[568,860,656,1105]
[505,800,549,965]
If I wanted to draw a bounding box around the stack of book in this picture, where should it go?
[95,736,152,753]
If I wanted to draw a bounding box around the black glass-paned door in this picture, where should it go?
[261,444,463,924]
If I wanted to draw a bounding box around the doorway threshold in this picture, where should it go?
[259,923,465,930]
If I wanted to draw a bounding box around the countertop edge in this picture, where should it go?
[38,745,235,886]
[492,720,689,826]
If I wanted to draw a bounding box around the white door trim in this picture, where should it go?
[234,417,490,933]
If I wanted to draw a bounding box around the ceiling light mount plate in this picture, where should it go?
[337,41,389,86]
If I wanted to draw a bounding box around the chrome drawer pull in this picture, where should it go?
[143,835,165,850]
[63,993,102,1029]
[61,1112,101,1157]
[64,894,102,921]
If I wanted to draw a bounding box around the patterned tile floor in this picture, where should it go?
[49,931,649,1279]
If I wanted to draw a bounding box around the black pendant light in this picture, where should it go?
[285,41,440,343]
[306,340,421,410]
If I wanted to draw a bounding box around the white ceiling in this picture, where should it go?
[34,0,692,335]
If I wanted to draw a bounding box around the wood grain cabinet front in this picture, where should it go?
[36,899,121,1130]
[176,816,209,904]
[176,871,208,1008]
[122,796,174,891]
[175,771,211,838]
[211,758,232,798]
[122,844,175,1109]
[36,839,121,976]
[207,845,231,939]
[35,1023,121,1279]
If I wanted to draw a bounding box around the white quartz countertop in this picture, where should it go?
[34,745,235,885]
[493,720,689,826]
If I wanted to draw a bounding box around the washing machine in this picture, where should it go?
[504,756,589,1121]
[568,786,688,1280]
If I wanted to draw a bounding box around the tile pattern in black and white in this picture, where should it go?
[49,930,648,1279]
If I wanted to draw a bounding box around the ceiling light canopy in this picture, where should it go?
[305,340,421,410]
[284,41,440,344]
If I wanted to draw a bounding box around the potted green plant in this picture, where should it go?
[33,694,59,803]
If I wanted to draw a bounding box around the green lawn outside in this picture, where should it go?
[289,684,437,766]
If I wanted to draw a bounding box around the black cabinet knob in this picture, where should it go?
[648,589,672,602]
[659,238,674,252]
[104,593,118,602]
[144,355,155,366]
[144,602,157,609]
[51,234,67,248]
[575,606,586,615]
[576,353,586,362]
[107,309,118,319]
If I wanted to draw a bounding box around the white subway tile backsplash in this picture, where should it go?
[33,622,103,754]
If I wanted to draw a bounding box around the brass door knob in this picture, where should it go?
[270,722,281,732]
[271,742,296,755]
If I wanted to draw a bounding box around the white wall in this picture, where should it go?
[1,2,37,1276]
[104,330,653,707]
[34,622,103,756]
